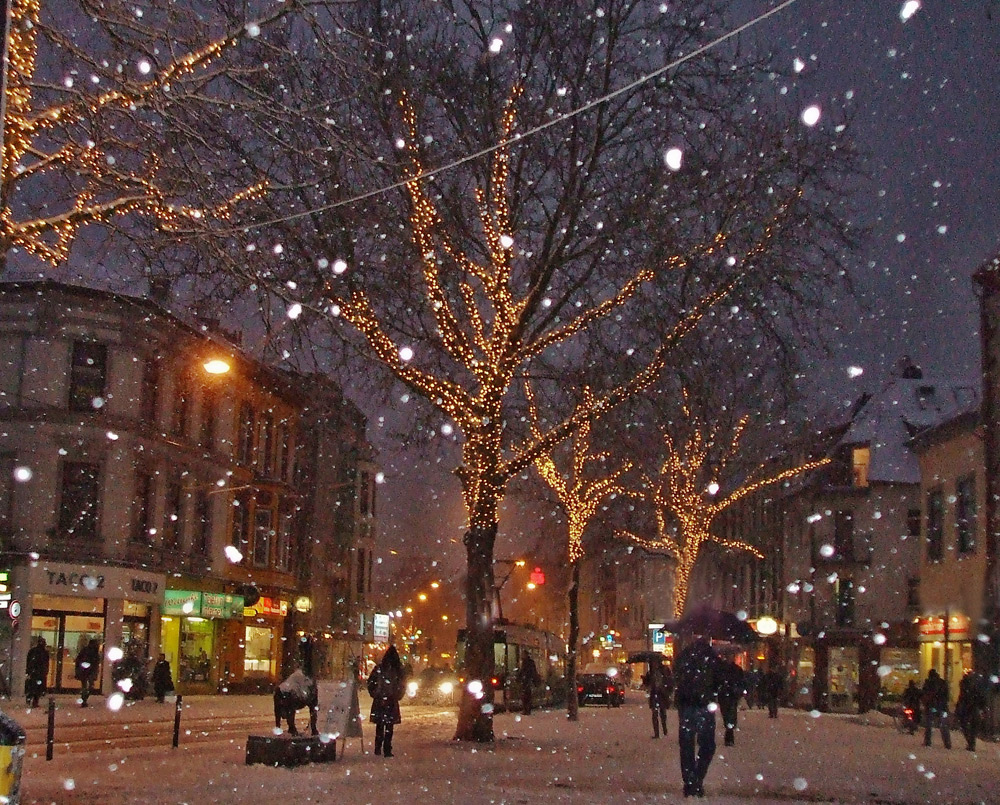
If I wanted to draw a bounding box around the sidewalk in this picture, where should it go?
[10,698,1000,804]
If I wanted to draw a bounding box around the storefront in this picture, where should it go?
[12,561,165,696]
[917,613,971,704]
[160,589,244,694]
[241,594,290,690]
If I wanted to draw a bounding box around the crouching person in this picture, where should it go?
[274,667,319,736]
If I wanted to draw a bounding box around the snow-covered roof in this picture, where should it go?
[839,366,977,484]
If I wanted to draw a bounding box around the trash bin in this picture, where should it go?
[0,710,26,804]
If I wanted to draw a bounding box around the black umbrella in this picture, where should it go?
[626,651,667,665]
[661,605,758,644]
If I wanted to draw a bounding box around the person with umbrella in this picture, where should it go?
[673,634,724,798]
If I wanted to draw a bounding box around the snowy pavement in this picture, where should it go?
[5,693,999,804]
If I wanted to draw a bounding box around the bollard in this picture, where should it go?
[45,697,55,761]
[172,694,182,748]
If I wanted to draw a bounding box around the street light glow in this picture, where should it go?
[203,358,231,374]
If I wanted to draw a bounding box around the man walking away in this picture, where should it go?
[642,660,673,738]
[516,650,541,715]
[761,667,783,719]
[25,637,49,708]
[74,638,101,708]
[717,659,746,746]
[674,635,723,798]
[921,668,951,749]
[955,670,987,751]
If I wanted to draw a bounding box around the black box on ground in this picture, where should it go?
[245,734,337,767]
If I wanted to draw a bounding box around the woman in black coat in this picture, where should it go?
[367,645,405,757]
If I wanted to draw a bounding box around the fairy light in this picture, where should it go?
[618,389,830,618]
[0,0,281,264]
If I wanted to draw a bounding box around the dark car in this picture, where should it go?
[577,664,625,707]
[404,667,460,706]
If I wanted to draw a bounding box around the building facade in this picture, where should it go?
[0,281,375,699]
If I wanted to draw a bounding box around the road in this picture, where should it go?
[6,693,1000,803]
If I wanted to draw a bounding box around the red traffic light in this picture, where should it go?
[530,567,545,585]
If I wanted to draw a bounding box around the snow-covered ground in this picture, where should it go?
[6,693,998,804]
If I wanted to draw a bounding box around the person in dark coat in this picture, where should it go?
[674,636,724,798]
[760,668,783,719]
[717,659,746,746]
[921,668,951,749]
[901,679,922,734]
[954,670,987,751]
[516,650,542,715]
[744,667,762,709]
[367,645,405,757]
[74,638,101,708]
[642,660,673,738]
[273,667,319,736]
[25,636,49,707]
[151,653,175,703]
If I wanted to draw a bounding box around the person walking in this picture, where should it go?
[901,679,922,734]
[25,636,49,707]
[516,650,541,715]
[717,659,746,746]
[674,635,724,798]
[642,660,673,739]
[367,645,405,757]
[152,653,175,704]
[74,638,101,708]
[921,668,951,749]
[744,667,762,710]
[274,666,319,735]
[760,667,783,719]
[954,670,987,751]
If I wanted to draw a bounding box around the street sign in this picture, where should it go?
[7,601,20,619]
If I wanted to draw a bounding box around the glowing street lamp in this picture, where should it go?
[203,358,231,375]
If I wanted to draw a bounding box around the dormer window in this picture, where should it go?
[852,446,870,488]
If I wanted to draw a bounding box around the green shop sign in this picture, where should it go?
[163,590,244,619]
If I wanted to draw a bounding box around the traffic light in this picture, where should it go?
[529,567,545,586]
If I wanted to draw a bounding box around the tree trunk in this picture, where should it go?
[566,559,580,722]
[454,523,497,742]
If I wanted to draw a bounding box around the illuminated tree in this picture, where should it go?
[0,0,299,269]
[527,385,630,722]
[619,389,831,619]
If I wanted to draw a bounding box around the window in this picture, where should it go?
[836,578,855,626]
[172,373,190,437]
[0,454,14,539]
[237,403,254,465]
[851,446,870,488]
[360,470,374,517]
[257,411,274,476]
[58,461,100,539]
[906,509,921,539]
[278,422,292,481]
[906,577,920,609]
[69,342,108,412]
[163,477,184,551]
[955,474,977,555]
[193,490,211,556]
[275,506,293,571]
[253,508,273,568]
[926,488,944,561]
[132,472,155,543]
[200,390,216,450]
[833,510,854,559]
[230,492,250,559]
[140,358,159,425]
[356,548,366,598]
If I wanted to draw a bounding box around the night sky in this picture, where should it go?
[375,0,1000,585]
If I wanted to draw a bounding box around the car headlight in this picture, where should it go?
[406,680,419,698]
[439,680,454,695]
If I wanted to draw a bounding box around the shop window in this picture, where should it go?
[132,471,155,543]
[69,341,108,412]
[926,488,944,561]
[58,461,100,539]
[253,507,273,567]
[163,477,184,551]
[244,625,275,675]
[179,619,213,682]
[955,474,977,555]
[140,357,159,425]
[237,402,255,465]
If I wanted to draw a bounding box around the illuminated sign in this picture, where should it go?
[374,613,390,643]
[164,590,244,619]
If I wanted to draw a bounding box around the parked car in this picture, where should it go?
[577,664,625,707]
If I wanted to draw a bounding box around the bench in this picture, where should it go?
[245,734,337,767]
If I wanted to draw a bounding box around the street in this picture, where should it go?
[6,693,999,804]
